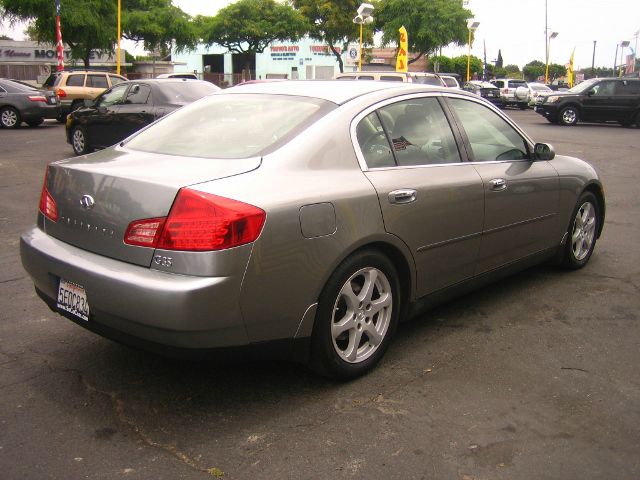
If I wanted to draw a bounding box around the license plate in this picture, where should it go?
[57,279,90,321]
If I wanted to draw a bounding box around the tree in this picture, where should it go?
[504,64,521,78]
[495,49,503,69]
[198,0,308,76]
[547,63,567,80]
[523,60,545,81]
[0,0,197,67]
[293,0,363,73]
[376,0,472,64]
[428,55,454,73]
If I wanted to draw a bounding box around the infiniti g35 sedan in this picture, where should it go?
[20,81,605,379]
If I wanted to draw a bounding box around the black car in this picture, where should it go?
[535,77,640,126]
[461,81,503,107]
[66,79,221,155]
[0,78,60,128]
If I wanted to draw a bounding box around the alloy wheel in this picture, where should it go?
[72,128,85,154]
[331,267,393,364]
[571,201,597,261]
[562,108,577,125]
[1,108,18,128]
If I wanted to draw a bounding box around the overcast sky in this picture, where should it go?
[3,0,639,70]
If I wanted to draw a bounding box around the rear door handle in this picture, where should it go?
[388,189,417,204]
[490,178,507,191]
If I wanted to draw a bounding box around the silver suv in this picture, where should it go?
[491,78,530,109]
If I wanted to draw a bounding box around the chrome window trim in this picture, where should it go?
[350,91,535,172]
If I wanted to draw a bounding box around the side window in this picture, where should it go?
[380,75,404,82]
[449,98,529,161]
[66,74,85,87]
[379,97,461,166]
[592,81,615,96]
[615,80,640,95]
[125,84,151,104]
[357,75,375,80]
[95,84,128,107]
[109,75,126,86]
[87,74,108,88]
[493,80,504,89]
[356,112,395,168]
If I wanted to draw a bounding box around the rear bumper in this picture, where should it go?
[20,103,60,121]
[20,226,250,350]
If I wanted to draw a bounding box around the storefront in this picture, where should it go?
[0,40,126,84]
[171,37,360,85]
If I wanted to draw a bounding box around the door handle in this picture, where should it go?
[490,178,507,191]
[388,189,417,204]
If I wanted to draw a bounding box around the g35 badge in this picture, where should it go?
[153,255,173,267]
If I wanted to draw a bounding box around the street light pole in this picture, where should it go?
[545,31,558,84]
[466,21,480,82]
[116,0,121,75]
[353,3,374,73]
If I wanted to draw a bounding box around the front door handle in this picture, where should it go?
[388,189,417,204]
[490,178,507,191]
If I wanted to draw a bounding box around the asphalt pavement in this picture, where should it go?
[1,111,639,480]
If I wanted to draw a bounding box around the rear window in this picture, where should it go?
[510,80,528,88]
[87,74,108,88]
[415,76,441,86]
[442,77,458,87]
[43,73,61,87]
[125,94,333,159]
[1,80,39,92]
[66,74,85,87]
[109,75,127,86]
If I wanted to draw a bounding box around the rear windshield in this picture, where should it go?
[125,94,333,159]
[155,81,220,104]
[510,80,528,87]
[43,73,62,87]
[1,80,40,92]
[414,76,441,86]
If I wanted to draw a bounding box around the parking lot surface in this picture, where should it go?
[1,112,639,479]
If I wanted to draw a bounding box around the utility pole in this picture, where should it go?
[545,0,548,77]
[591,41,596,72]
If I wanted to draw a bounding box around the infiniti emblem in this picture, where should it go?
[80,194,95,210]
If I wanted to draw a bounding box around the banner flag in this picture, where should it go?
[567,48,575,88]
[396,26,408,72]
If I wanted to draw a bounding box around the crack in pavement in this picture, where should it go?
[76,372,222,477]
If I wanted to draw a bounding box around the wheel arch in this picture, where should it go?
[583,182,606,238]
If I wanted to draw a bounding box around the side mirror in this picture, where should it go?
[587,89,596,97]
[83,99,94,107]
[534,143,555,161]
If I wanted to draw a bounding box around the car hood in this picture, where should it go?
[42,146,261,267]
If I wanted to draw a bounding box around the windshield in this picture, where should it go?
[125,94,333,159]
[530,84,551,91]
[568,78,599,94]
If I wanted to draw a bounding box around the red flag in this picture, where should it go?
[55,0,64,71]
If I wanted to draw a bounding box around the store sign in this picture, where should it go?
[0,43,118,64]
[270,45,299,61]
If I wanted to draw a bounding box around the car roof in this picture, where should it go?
[221,80,454,105]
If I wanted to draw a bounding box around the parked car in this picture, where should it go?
[66,78,220,155]
[461,81,503,107]
[21,81,605,379]
[491,78,530,109]
[334,71,446,86]
[535,77,640,126]
[156,73,199,80]
[528,82,553,106]
[43,70,128,119]
[0,78,60,128]
[334,71,417,82]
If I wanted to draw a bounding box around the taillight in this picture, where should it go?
[501,88,508,94]
[28,95,47,103]
[124,189,266,251]
[38,168,58,222]
[57,89,66,98]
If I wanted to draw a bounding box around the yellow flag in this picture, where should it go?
[396,26,408,72]
[567,48,575,88]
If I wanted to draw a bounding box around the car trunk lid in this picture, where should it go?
[42,147,261,267]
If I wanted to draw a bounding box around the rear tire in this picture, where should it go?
[310,250,401,380]
[0,106,21,128]
[560,191,599,269]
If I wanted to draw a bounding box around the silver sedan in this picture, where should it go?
[20,81,605,379]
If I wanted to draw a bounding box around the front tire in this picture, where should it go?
[0,106,21,128]
[561,191,599,269]
[311,250,401,379]
[558,106,579,126]
[71,126,92,155]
